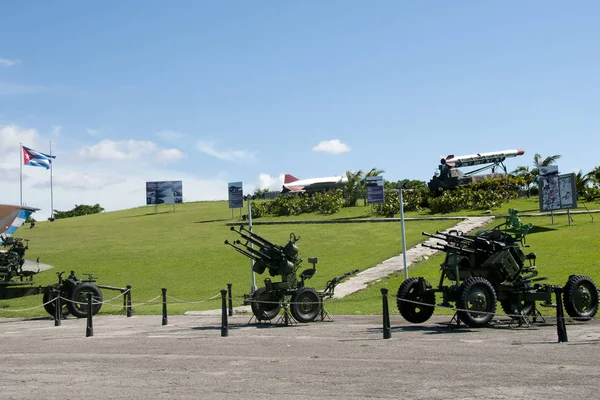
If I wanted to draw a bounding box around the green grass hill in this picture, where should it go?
[3,196,600,318]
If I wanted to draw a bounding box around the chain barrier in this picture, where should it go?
[1,287,595,326]
[166,293,221,304]
[389,293,596,322]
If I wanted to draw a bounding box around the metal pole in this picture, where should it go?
[49,141,54,220]
[247,197,256,294]
[554,286,568,343]
[54,293,61,326]
[86,292,94,337]
[161,288,168,326]
[381,288,391,339]
[126,285,133,317]
[19,143,23,206]
[227,283,233,316]
[220,289,229,337]
[399,189,408,280]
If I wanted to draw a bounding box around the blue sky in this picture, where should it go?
[1,1,599,219]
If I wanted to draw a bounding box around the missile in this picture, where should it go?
[441,149,525,168]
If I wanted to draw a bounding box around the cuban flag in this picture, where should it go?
[22,145,56,169]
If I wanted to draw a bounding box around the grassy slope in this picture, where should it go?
[3,197,599,317]
[2,201,457,316]
[328,210,600,315]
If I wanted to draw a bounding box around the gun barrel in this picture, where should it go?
[234,239,279,262]
[232,227,282,253]
[224,240,261,262]
[435,231,476,243]
[238,226,279,249]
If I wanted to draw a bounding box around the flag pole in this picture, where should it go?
[19,143,23,206]
[50,141,54,221]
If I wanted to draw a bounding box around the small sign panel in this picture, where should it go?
[367,176,385,204]
[146,181,183,205]
[228,182,244,209]
[539,173,577,211]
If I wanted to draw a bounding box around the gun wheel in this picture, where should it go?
[42,287,70,318]
[66,283,103,318]
[396,277,435,324]
[290,287,322,323]
[563,275,599,321]
[251,288,281,321]
[456,276,497,328]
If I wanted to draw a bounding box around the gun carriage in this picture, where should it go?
[396,224,599,328]
[0,235,125,318]
[225,226,358,323]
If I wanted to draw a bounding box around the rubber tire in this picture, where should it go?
[396,277,435,324]
[42,286,70,318]
[250,287,281,321]
[500,285,536,320]
[563,275,599,321]
[290,287,322,323]
[456,276,497,328]
[66,283,103,318]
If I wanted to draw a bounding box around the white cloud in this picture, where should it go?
[0,125,40,158]
[196,140,256,163]
[312,139,351,154]
[86,128,100,137]
[0,58,21,67]
[46,171,125,191]
[0,167,20,182]
[257,173,284,191]
[156,148,186,164]
[79,139,158,161]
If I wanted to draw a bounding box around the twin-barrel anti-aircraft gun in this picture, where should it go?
[227,211,599,328]
[225,226,358,323]
[396,214,599,328]
[0,235,125,318]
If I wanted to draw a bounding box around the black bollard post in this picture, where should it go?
[54,292,61,327]
[381,288,391,339]
[554,286,568,343]
[227,283,233,317]
[162,288,168,326]
[86,292,94,337]
[221,289,229,337]
[126,285,133,317]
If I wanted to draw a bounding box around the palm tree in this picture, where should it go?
[342,169,364,207]
[531,153,561,179]
[575,170,591,198]
[361,168,385,205]
[511,165,534,196]
[588,166,600,188]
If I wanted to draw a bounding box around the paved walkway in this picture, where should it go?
[332,216,495,297]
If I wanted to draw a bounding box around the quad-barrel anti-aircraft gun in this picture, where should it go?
[225,226,358,323]
[0,235,124,318]
[395,224,599,328]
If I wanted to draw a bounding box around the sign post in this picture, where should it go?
[538,166,577,226]
[367,176,385,205]
[146,181,183,212]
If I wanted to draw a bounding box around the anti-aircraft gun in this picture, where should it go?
[395,212,599,328]
[225,226,358,323]
[0,234,125,318]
